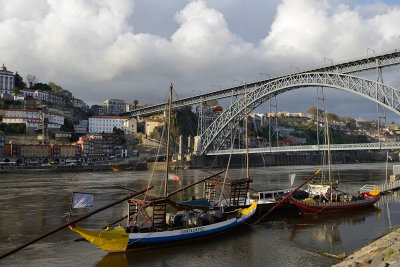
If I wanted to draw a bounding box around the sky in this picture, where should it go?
[1,0,400,121]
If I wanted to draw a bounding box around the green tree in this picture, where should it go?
[327,112,339,122]
[149,126,162,141]
[14,72,26,89]
[12,87,21,95]
[61,119,74,132]
[170,106,197,144]
[342,116,356,127]
[32,82,52,91]
[48,82,63,93]
[307,107,324,119]
[133,99,138,108]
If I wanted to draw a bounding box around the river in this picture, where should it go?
[0,163,399,266]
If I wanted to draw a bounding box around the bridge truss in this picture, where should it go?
[125,50,400,117]
[200,72,400,155]
[123,49,400,156]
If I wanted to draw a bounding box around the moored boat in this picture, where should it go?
[69,83,258,253]
[69,201,257,252]
[289,187,380,214]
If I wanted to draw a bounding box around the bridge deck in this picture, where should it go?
[206,142,400,155]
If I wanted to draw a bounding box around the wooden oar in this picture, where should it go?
[0,186,154,260]
[254,169,321,224]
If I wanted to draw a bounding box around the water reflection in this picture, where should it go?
[97,253,128,267]
[96,225,256,266]
[1,163,400,266]
[289,207,381,255]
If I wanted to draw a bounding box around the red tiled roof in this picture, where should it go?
[3,117,40,120]
[7,109,40,112]
[90,116,129,119]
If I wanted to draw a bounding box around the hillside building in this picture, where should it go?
[88,116,129,134]
[0,64,14,96]
[103,99,125,115]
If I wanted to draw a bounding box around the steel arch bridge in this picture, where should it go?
[200,72,400,155]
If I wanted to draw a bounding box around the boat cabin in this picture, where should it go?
[253,188,296,204]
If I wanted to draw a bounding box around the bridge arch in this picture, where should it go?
[200,72,400,155]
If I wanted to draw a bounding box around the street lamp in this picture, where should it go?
[366,47,376,57]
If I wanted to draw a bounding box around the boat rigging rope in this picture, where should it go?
[252,117,269,177]
[144,115,167,201]
[218,128,238,207]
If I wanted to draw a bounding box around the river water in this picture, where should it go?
[1,163,399,266]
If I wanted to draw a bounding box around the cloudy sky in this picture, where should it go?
[1,0,400,121]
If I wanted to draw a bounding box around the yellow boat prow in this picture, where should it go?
[238,200,257,215]
[69,225,129,252]
[369,186,380,196]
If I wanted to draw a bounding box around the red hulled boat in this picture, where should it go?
[289,187,380,214]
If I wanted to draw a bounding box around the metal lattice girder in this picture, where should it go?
[306,50,400,74]
[200,72,400,155]
[125,49,400,117]
[207,142,400,155]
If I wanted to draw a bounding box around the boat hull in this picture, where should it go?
[70,201,257,252]
[289,196,380,214]
[127,202,257,249]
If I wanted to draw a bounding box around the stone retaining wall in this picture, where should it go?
[334,227,400,266]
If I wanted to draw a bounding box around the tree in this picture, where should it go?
[306,107,324,119]
[12,87,21,95]
[26,74,38,88]
[14,72,26,89]
[133,99,138,108]
[32,82,52,91]
[342,116,356,127]
[204,99,218,107]
[327,112,339,122]
[48,82,63,93]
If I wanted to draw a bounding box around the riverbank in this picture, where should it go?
[0,159,147,173]
[334,226,400,266]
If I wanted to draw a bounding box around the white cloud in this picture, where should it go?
[260,0,400,67]
[0,0,399,119]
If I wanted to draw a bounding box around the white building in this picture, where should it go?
[0,64,14,96]
[123,118,137,135]
[73,98,88,110]
[126,102,135,112]
[88,116,129,133]
[20,89,64,105]
[249,113,267,127]
[74,120,88,134]
[103,99,125,115]
[2,117,61,130]
[4,109,64,127]
[144,118,164,136]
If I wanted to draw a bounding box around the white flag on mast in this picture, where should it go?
[71,193,94,208]
[289,174,296,186]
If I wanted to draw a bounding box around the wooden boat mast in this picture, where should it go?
[325,111,333,202]
[164,83,173,198]
[244,83,249,179]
